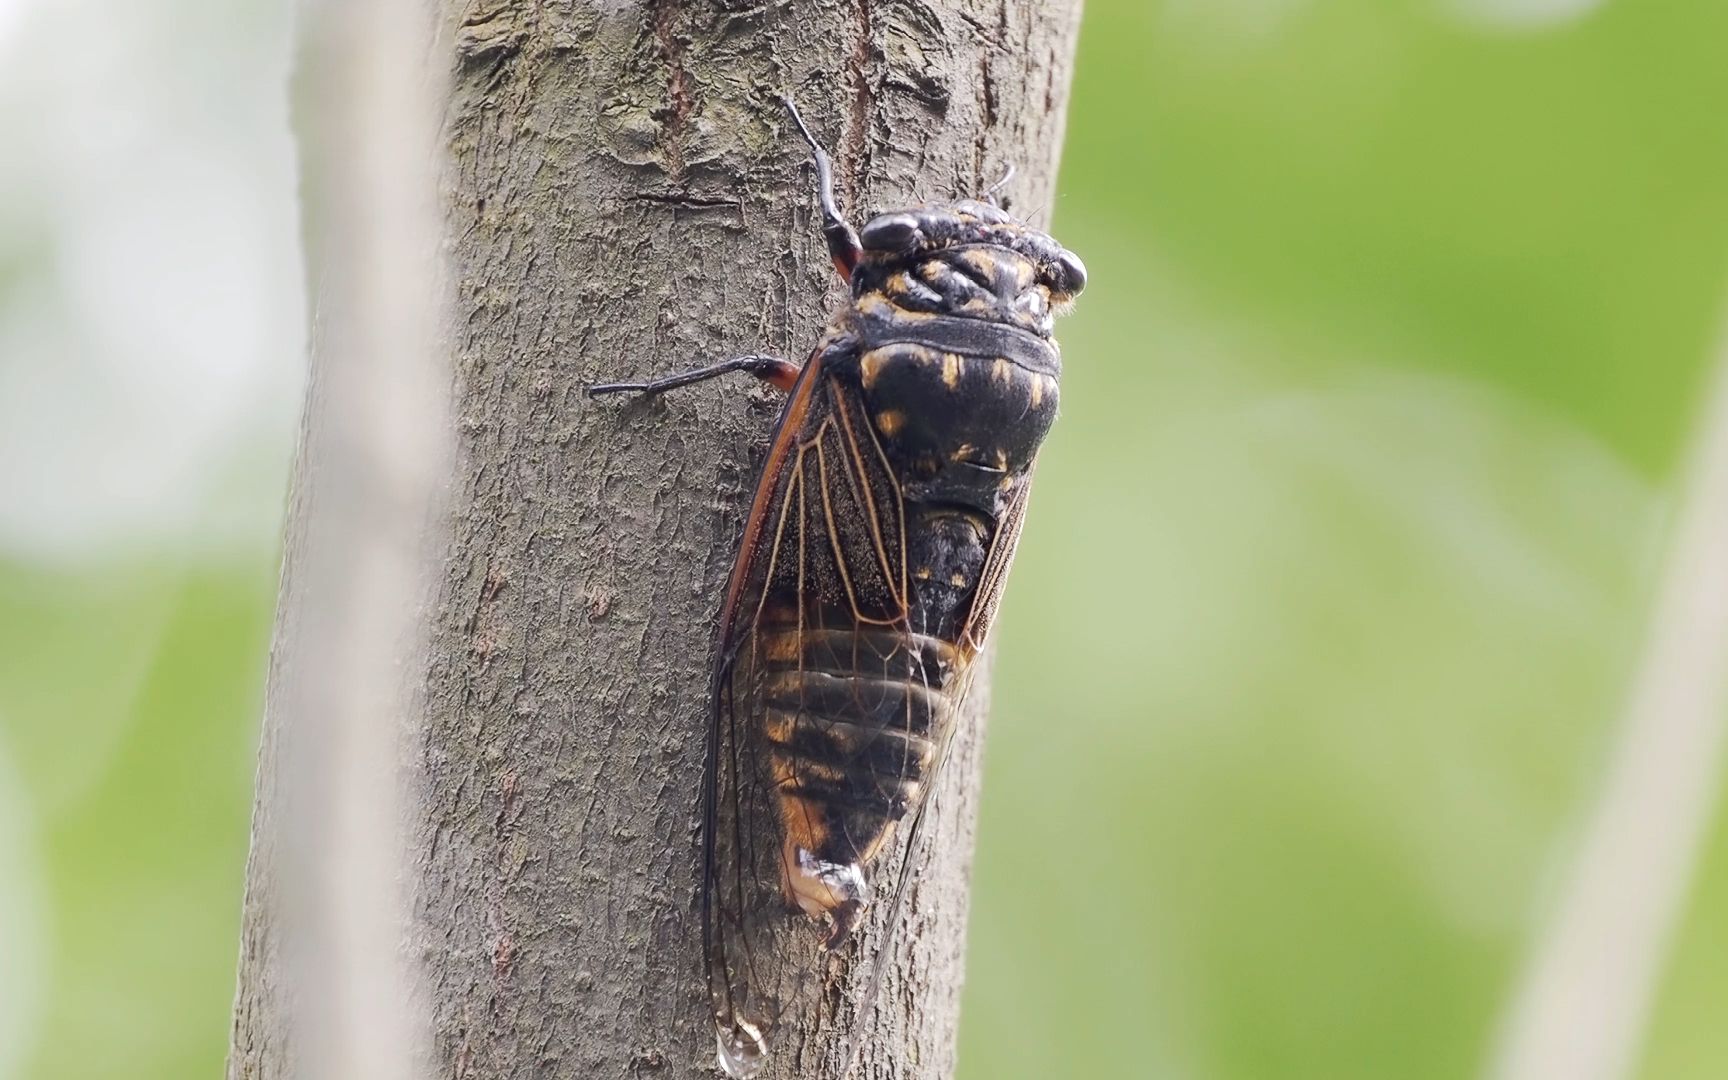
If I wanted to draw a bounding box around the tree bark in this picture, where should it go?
[231,2,1083,1078]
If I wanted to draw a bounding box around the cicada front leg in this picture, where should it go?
[779,94,862,284]
[587,353,801,398]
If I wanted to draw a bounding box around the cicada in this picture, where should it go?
[592,97,1085,1077]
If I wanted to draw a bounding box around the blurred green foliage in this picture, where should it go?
[962,2,1728,1079]
[0,563,270,1078]
[2,1,1726,1078]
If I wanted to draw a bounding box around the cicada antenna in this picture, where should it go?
[982,162,1017,208]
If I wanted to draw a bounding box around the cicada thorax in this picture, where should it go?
[849,241,1062,511]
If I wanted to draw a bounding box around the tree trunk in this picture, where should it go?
[230,2,1083,1078]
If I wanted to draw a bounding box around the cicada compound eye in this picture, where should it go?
[859,213,923,254]
[1052,250,1087,298]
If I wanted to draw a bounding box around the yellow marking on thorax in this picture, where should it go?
[958,248,1000,282]
[860,350,887,389]
[858,291,935,323]
[875,410,906,437]
[992,358,1012,384]
[1028,374,1044,408]
[942,353,962,388]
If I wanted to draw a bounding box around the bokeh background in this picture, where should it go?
[2,0,1726,1077]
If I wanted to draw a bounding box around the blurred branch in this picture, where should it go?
[1487,302,1728,1080]
[231,1,1082,1077]
[227,0,448,1076]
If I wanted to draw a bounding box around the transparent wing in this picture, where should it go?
[836,469,1035,1073]
[704,347,914,1075]
[703,347,1036,1077]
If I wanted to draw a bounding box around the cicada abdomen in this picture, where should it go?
[592,96,1086,1078]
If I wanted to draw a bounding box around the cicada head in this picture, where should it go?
[850,201,1087,337]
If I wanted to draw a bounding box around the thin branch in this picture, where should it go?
[228,0,448,1075]
[1486,298,1728,1080]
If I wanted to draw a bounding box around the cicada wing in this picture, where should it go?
[704,668,823,1078]
[957,468,1035,657]
[706,348,1037,1076]
[837,468,1036,1074]
[704,347,923,1075]
[704,352,834,1077]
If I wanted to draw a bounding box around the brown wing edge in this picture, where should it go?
[702,347,828,1078]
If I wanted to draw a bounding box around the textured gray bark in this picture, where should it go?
[232,2,1082,1078]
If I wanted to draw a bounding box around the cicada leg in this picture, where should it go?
[779,94,862,284]
[588,353,801,397]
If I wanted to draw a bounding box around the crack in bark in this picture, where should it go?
[974,52,998,192]
[652,0,693,177]
[633,192,746,212]
[845,0,875,207]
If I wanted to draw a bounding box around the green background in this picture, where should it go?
[3,1,1726,1077]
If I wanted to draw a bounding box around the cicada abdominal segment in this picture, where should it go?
[756,624,959,942]
[591,95,1085,1078]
